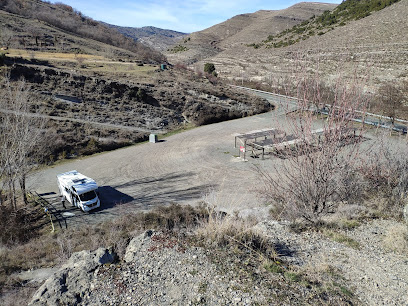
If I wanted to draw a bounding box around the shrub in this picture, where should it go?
[258,61,368,224]
[204,63,215,74]
[359,135,408,218]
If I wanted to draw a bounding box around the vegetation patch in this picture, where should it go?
[323,230,361,250]
[250,0,402,49]
[168,45,189,53]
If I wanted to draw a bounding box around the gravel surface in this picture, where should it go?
[256,219,408,305]
[82,231,268,305]
[27,101,285,228]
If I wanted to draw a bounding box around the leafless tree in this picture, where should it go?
[378,82,404,125]
[359,133,408,217]
[0,76,46,208]
[0,27,14,49]
[258,64,368,224]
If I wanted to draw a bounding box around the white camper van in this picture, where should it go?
[57,170,100,212]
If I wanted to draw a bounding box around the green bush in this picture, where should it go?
[204,62,215,74]
[168,45,188,53]
[251,0,402,49]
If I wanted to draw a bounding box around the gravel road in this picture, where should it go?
[28,106,287,227]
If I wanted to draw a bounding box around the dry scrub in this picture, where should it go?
[0,202,360,305]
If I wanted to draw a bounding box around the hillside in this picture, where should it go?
[0,0,271,164]
[106,24,187,52]
[166,0,408,96]
[165,2,337,64]
[209,0,408,90]
[0,0,165,62]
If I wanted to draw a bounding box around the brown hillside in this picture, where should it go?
[0,0,165,62]
[187,1,408,91]
[166,2,337,64]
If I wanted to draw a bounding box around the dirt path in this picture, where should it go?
[0,108,156,133]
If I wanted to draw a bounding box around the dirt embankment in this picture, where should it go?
[6,63,272,159]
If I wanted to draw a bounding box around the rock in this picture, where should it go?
[123,230,153,263]
[29,248,117,306]
[17,267,58,285]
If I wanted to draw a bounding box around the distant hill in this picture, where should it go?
[165,2,337,64]
[167,0,408,91]
[0,0,166,63]
[105,24,187,52]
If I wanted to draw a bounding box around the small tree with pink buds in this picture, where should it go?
[258,62,369,224]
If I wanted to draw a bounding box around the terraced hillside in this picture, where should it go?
[168,1,408,94]
[0,0,165,62]
[165,2,337,64]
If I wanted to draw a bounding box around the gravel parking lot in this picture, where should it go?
[28,108,286,226]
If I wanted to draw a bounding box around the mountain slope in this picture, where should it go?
[106,24,187,52]
[165,2,337,64]
[209,0,408,89]
[0,0,166,62]
[166,0,407,92]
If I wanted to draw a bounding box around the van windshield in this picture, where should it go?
[79,191,97,202]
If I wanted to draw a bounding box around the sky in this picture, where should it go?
[52,0,342,33]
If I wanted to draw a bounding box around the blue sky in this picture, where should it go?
[52,0,342,33]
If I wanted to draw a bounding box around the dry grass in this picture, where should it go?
[7,49,106,62]
[195,206,277,260]
[382,224,408,254]
[84,62,157,77]
[0,202,363,305]
[6,49,158,77]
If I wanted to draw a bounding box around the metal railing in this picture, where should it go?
[27,191,67,231]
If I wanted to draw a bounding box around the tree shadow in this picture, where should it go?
[112,171,216,209]
[38,171,217,226]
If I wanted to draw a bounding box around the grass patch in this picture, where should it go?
[7,49,105,62]
[264,261,284,274]
[158,123,196,139]
[323,230,360,249]
[284,271,302,282]
[84,62,157,76]
[339,219,361,230]
[337,283,354,298]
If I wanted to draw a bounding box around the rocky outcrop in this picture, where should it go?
[29,248,117,306]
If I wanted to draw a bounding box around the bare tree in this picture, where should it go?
[378,82,404,126]
[0,27,14,49]
[0,76,46,208]
[258,65,368,224]
[359,133,408,217]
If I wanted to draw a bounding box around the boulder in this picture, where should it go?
[123,229,154,263]
[29,248,117,306]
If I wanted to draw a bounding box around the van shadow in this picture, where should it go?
[96,186,134,211]
[111,171,216,210]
